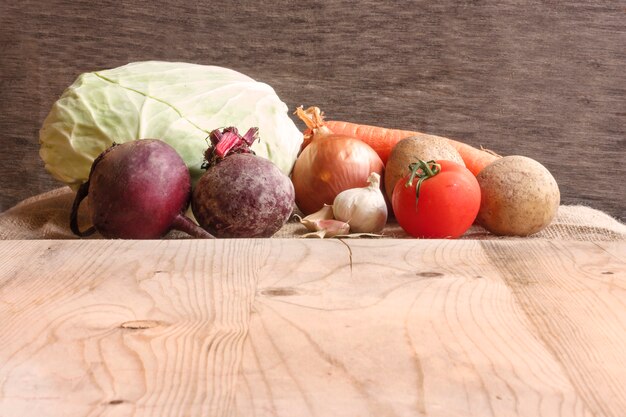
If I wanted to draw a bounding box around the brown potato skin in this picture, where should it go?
[384,135,464,202]
[476,155,560,236]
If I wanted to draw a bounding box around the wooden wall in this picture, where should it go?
[1,0,624,219]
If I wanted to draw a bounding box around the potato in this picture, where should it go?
[476,155,560,236]
[384,135,464,201]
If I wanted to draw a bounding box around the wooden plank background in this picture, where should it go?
[0,239,624,416]
[1,0,624,219]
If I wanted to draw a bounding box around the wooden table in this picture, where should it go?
[0,239,624,417]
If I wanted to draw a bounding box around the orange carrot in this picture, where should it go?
[323,119,501,176]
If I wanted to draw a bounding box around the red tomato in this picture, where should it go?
[391,160,480,238]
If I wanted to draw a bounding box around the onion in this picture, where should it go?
[291,106,384,215]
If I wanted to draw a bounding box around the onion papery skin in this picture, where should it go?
[291,134,384,215]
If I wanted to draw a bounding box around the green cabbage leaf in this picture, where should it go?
[39,61,303,188]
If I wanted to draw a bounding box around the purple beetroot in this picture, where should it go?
[192,127,295,238]
[70,139,213,239]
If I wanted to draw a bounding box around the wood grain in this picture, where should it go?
[236,239,626,417]
[1,239,624,416]
[0,1,625,219]
[482,241,626,417]
[0,240,263,417]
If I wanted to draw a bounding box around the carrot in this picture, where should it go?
[323,119,501,176]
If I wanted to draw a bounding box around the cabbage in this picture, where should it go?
[39,61,303,188]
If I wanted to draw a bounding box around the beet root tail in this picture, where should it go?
[171,213,215,239]
[70,181,96,237]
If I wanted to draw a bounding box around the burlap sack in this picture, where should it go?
[1,187,624,241]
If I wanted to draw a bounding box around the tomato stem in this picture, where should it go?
[404,160,441,206]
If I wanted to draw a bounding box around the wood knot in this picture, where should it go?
[416,271,444,278]
[120,320,162,330]
[259,287,299,297]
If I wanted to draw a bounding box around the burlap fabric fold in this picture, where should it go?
[1,187,624,241]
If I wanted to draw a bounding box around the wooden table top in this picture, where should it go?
[0,239,624,417]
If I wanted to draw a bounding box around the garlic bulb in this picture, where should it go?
[332,172,388,233]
